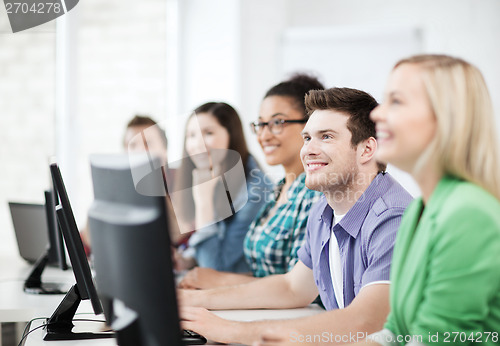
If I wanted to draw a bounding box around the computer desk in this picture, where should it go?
[0,253,75,316]
[0,253,73,345]
[1,254,324,345]
[0,254,75,323]
[23,304,324,346]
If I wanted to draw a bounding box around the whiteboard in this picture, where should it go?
[281,24,422,100]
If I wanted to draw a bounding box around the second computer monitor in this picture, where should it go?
[44,163,113,341]
[88,154,183,346]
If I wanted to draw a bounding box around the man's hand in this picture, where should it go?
[180,307,240,344]
[178,267,222,289]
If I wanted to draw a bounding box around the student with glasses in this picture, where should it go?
[250,118,308,135]
[179,74,324,289]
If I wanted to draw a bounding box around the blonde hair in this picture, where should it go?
[394,54,500,200]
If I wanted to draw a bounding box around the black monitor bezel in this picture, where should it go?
[49,162,102,314]
[42,163,114,341]
[45,189,69,270]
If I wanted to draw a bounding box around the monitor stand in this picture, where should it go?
[24,251,66,295]
[43,285,115,341]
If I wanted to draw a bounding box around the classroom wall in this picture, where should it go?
[236,0,500,177]
[70,0,168,227]
[287,0,500,118]
[0,22,56,257]
[0,0,168,257]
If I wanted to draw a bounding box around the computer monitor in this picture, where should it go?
[16,188,69,295]
[43,163,114,341]
[9,202,49,264]
[88,154,202,346]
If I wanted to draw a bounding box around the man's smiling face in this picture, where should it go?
[300,110,359,193]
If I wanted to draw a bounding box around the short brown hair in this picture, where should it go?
[126,115,168,148]
[305,87,386,172]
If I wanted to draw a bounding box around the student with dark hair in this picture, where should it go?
[179,74,324,288]
[173,102,272,273]
[178,87,412,345]
[125,115,168,145]
[123,115,168,159]
[82,114,178,252]
[122,114,174,185]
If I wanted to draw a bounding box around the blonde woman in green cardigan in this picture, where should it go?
[365,54,500,346]
[255,54,500,346]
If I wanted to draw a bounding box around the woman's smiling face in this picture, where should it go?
[256,95,306,171]
[370,63,437,173]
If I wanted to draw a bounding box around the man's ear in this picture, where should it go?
[358,137,377,165]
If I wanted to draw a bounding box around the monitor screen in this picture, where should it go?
[43,163,114,341]
[10,190,69,295]
[88,154,184,346]
[8,201,50,264]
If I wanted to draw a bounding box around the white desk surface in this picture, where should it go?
[0,253,74,283]
[23,305,324,346]
[0,253,40,281]
[0,253,75,323]
[1,254,324,345]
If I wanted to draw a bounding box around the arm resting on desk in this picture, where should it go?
[179,261,318,310]
[181,284,390,345]
[179,267,257,289]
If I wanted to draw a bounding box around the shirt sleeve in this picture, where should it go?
[294,193,321,270]
[297,220,313,270]
[404,204,500,343]
[361,205,406,287]
[287,211,310,270]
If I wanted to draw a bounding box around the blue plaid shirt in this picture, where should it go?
[244,173,321,277]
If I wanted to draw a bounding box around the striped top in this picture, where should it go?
[244,173,322,277]
[298,172,413,310]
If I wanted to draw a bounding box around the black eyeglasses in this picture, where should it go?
[250,118,307,135]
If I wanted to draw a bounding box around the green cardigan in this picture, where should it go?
[385,175,500,345]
